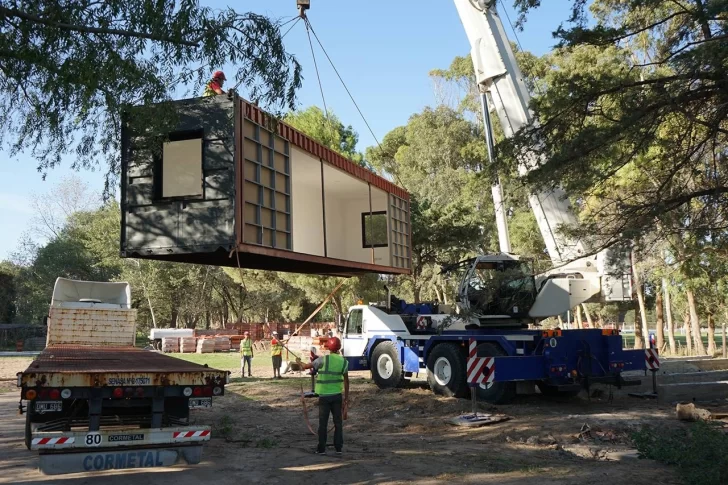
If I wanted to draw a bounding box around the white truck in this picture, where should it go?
[17,278,229,475]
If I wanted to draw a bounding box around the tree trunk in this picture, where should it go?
[634,306,644,350]
[557,315,564,328]
[576,304,583,329]
[631,251,648,348]
[655,289,665,352]
[707,314,716,356]
[663,279,676,355]
[582,304,594,328]
[686,289,707,355]
[684,313,693,356]
[597,314,604,329]
[171,309,178,329]
[722,318,727,359]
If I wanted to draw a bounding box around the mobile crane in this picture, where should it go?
[328,0,652,403]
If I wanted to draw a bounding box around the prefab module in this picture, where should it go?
[120,96,411,275]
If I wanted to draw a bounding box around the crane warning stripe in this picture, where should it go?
[645,349,660,370]
[467,339,495,384]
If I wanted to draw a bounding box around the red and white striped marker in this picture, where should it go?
[172,430,211,440]
[645,349,660,370]
[467,339,495,385]
[32,436,74,446]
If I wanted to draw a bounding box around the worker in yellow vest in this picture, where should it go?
[271,331,283,379]
[240,331,253,378]
[298,336,349,456]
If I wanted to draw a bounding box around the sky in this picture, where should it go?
[0,0,577,259]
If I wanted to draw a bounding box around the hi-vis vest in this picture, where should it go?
[271,339,283,357]
[203,81,218,97]
[315,354,347,396]
[241,338,253,357]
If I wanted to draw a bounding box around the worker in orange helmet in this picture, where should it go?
[203,70,226,96]
[298,336,349,456]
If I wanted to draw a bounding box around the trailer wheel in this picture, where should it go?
[474,342,516,404]
[426,343,467,398]
[371,341,405,389]
[24,407,33,450]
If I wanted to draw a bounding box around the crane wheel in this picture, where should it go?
[371,341,405,388]
[426,343,467,398]
[473,342,516,404]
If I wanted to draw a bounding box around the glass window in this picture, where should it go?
[362,211,388,248]
[347,309,363,335]
[161,133,203,198]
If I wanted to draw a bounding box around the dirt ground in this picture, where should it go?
[0,356,687,484]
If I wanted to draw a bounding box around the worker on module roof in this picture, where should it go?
[203,70,226,96]
[271,331,283,379]
[240,331,253,378]
[297,336,349,456]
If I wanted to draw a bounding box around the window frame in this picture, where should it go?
[361,210,388,249]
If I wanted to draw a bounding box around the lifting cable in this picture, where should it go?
[302,16,386,154]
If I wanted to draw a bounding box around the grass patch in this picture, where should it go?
[633,421,728,485]
[213,415,234,440]
[255,437,279,449]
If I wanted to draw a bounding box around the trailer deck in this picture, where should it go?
[20,346,227,388]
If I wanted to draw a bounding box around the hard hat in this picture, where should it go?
[326,336,341,352]
[244,331,249,336]
[213,70,226,81]
[272,331,278,335]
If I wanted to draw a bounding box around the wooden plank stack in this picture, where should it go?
[214,336,231,352]
[196,338,215,354]
[161,337,180,353]
[180,337,197,353]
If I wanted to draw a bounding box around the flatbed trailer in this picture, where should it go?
[18,278,229,475]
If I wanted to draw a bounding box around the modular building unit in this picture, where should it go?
[120,96,411,275]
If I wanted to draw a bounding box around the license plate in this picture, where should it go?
[188,398,212,409]
[35,401,63,413]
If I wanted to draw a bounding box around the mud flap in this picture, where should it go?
[38,445,203,475]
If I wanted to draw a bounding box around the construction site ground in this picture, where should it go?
[0,354,697,484]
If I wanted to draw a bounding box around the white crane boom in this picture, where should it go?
[453,0,632,307]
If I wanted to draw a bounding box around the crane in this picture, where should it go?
[450,0,632,321]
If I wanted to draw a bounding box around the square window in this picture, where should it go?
[161,133,203,198]
[362,211,388,248]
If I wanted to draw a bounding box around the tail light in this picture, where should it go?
[135,387,144,397]
[125,388,134,397]
[38,389,49,399]
[192,387,203,397]
[49,389,61,400]
[203,386,213,397]
[213,386,222,396]
[112,387,124,399]
[183,387,193,397]
[61,389,72,399]
[25,389,37,400]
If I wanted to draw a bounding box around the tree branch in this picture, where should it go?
[0,6,200,47]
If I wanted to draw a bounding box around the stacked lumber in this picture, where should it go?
[161,337,180,353]
[180,337,197,353]
[196,338,215,354]
[214,336,231,352]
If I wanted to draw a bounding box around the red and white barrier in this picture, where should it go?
[467,338,495,385]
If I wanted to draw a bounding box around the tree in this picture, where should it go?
[508,0,728,252]
[0,1,302,191]
[285,106,366,166]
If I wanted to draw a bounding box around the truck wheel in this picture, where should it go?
[474,342,516,404]
[426,343,467,398]
[371,341,405,389]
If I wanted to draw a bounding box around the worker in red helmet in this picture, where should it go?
[297,336,349,456]
[203,70,226,96]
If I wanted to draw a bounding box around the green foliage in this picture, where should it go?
[284,106,366,166]
[632,421,728,485]
[0,1,302,191]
